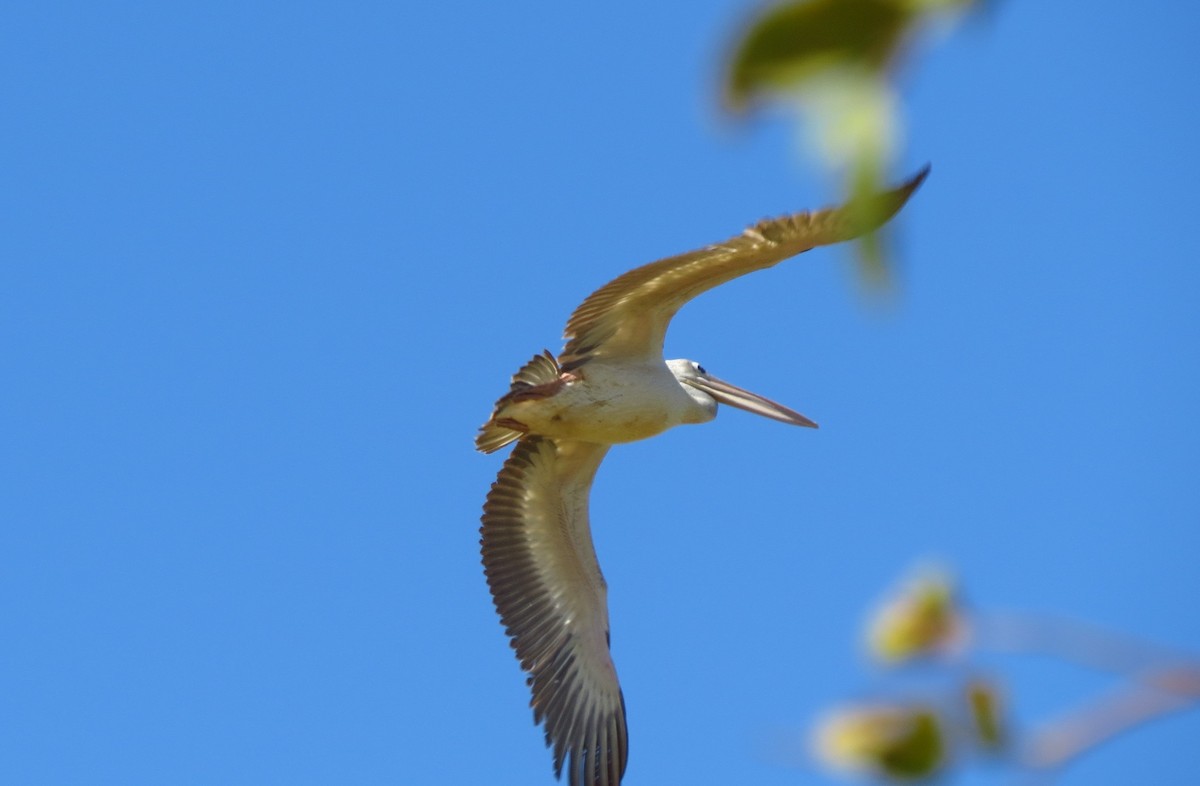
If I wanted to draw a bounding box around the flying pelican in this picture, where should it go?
[478,168,928,786]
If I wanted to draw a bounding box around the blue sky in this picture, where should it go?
[2,2,1197,784]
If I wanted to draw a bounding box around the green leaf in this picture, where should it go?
[814,704,947,781]
[866,568,965,663]
[724,0,911,113]
[847,144,892,287]
[965,678,1007,750]
[879,711,945,779]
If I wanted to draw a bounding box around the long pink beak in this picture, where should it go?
[684,374,818,428]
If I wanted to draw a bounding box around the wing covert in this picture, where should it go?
[559,166,928,370]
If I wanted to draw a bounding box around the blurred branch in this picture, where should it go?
[973,610,1200,685]
[1023,667,1200,770]
[978,609,1200,771]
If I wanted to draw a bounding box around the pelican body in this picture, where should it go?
[501,358,697,443]
[477,169,928,786]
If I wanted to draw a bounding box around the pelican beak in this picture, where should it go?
[684,375,818,428]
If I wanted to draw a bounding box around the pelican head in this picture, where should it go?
[666,359,818,428]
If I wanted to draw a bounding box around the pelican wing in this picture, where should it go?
[559,167,928,370]
[481,437,627,786]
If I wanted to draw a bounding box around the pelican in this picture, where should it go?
[478,168,927,786]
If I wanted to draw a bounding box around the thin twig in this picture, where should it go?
[1022,667,1199,770]
[972,610,1199,689]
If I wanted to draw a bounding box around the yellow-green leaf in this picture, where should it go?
[965,678,1007,750]
[866,568,966,663]
[814,704,947,781]
[724,0,910,113]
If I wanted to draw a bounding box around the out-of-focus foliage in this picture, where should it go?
[814,704,946,780]
[724,0,909,113]
[721,0,983,283]
[964,678,1006,750]
[809,565,1199,783]
[866,568,965,663]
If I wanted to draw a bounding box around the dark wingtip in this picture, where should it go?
[877,164,931,224]
[842,164,931,239]
[901,163,932,201]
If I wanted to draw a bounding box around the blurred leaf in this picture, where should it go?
[720,0,984,285]
[879,711,944,779]
[908,0,986,13]
[965,678,1007,750]
[791,69,903,287]
[847,138,891,285]
[814,704,947,781]
[724,0,910,114]
[866,568,966,663]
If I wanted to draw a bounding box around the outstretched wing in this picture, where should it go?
[558,167,928,370]
[481,437,627,786]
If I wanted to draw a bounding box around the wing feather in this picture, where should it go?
[476,351,565,454]
[481,437,628,786]
[559,167,928,370]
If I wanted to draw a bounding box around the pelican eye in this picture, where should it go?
[696,365,707,375]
